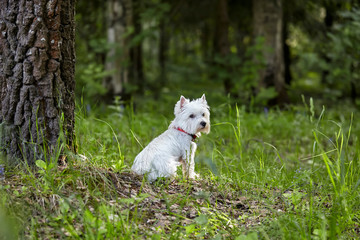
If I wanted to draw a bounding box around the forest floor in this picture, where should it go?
[1,164,306,239]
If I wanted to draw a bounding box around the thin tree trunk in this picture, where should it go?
[104,0,130,101]
[200,21,211,63]
[321,3,339,86]
[283,19,292,86]
[130,0,145,95]
[0,0,76,164]
[213,0,233,95]
[350,64,357,103]
[158,18,168,89]
[253,0,288,105]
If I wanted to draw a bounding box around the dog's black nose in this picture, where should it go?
[200,121,206,127]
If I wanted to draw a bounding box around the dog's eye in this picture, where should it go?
[189,114,195,118]
[202,113,205,117]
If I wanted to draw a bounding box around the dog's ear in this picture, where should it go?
[201,94,207,105]
[180,95,188,109]
[174,95,189,115]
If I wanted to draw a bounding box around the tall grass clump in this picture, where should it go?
[272,101,360,239]
[312,112,360,238]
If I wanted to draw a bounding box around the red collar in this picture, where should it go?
[174,127,197,141]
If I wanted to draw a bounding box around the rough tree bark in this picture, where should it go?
[253,0,288,105]
[0,0,76,164]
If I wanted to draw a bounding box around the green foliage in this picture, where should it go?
[0,205,18,240]
[236,232,258,240]
[290,6,360,103]
[209,37,277,107]
[75,0,109,104]
[76,63,108,101]
[140,0,170,24]
[324,8,360,102]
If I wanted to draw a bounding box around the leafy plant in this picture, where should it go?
[324,8,360,103]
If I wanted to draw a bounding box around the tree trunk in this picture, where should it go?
[213,0,233,95]
[129,0,144,96]
[0,0,76,164]
[200,21,211,63]
[253,0,288,105]
[320,3,338,86]
[350,64,358,103]
[158,17,169,90]
[104,0,131,102]
[283,19,292,86]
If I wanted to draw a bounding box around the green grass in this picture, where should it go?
[1,97,360,239]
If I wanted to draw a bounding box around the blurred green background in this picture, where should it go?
[75,0,360,111]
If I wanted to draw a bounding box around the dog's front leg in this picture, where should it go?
[188,142,199,179]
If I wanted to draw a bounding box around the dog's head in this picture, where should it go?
[171,94,210,135]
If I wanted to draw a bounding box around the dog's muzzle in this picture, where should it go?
[200,121,207,127]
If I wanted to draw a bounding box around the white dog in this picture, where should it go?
[131,94,210,182]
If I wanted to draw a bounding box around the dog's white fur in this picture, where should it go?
[131,94,210,182]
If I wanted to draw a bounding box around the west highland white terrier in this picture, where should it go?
[131,94,210,182]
